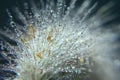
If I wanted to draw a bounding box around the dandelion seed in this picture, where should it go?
[0,0,120,80]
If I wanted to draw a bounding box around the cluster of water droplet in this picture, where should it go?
[0,0,119,80]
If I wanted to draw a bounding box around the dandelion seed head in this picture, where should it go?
[0,0,120,80]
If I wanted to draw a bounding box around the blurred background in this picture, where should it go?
[0,0,120,28]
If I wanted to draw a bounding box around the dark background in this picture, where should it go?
[0,0,120,27]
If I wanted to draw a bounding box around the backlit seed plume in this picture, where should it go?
[0,0,120,80]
